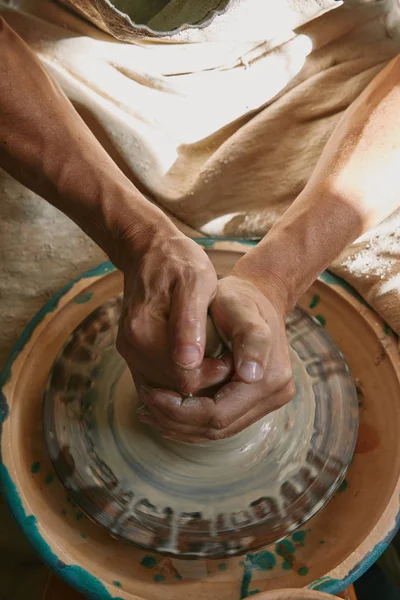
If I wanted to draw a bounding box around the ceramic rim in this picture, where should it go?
[0,238,399,599]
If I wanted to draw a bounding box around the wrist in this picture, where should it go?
[232,184,361,312]
[231,253,292,317]
[88,183,178,272]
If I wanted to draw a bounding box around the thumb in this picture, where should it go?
[211,283,271,384]
[169,278,215,370]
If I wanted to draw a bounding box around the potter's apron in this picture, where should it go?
[1,0,400,358]
[0,0,400,595]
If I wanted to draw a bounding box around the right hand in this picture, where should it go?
[116,230,232,414]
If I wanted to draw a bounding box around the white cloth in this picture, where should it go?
[1,0,400,373]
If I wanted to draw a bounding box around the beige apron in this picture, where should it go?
[1,1,400,366]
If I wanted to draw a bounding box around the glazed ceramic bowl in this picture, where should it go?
[0,240,399,600]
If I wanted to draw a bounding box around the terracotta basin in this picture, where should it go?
[0,240,399,600]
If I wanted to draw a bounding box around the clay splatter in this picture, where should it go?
[241,530,310,596]
[153,574,166,583]
[241,551,276,598]
[315,315,326,327]
[309,295,320,309]
[276,539,296,556]
[218,563,228,571]
[141,556,157,568]
[74,292,94,304]
[61,509,67,516]
[247,550,276,571]
[45,473,55,485]
[383,323,390,335]
[292,530,307,546]
[31,461,41,474]
[337,479,348,494]
[113,581,122,588]
[174,573,182,580]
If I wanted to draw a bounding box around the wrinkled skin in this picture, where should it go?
[116,234,233,405]
[118,236,295,443]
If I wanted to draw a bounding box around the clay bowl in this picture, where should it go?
[1,240,400,600]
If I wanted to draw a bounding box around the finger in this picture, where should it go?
[233,322,271,384]
[141,388,215,427]
[209,378,296,430]
[140,404,211,437]
[118,309,175,388]
[138,415,209,444]
[205,385,295,440]
[169,276,215,370]
[175,353,233,395]
[211,289,270,384]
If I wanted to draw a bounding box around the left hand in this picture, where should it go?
[139,270,296,442]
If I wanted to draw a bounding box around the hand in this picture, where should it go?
[139,267,295,443]
[116,230,232,403]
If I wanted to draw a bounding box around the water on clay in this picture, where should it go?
[43,299,359,559]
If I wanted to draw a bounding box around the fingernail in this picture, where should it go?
[238,360,263,383]
[174,345,200,368]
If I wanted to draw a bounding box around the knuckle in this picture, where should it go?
[282,378,296,403]
[177,375,198,395]
[210,414,232,431]
[279,365,294,389]
[234,322,269,345]
[269,378,296,412]
[123,307,152,348]
[206,428,227,441]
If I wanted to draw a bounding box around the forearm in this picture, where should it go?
[0,17,173,269]
[235,54,400,310]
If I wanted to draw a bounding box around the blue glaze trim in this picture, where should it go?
[193,237,259,248]
[0,465,123,600]
[308,508,400,594]
[319,271,368,306]
[0,260,117,599]
[0,261,114,391]
[74,292,95,304]
[0,242,398,599]
[240,563,253,599]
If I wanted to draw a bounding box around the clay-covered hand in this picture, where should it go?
[116,231,232,401]
[139,269,295,442]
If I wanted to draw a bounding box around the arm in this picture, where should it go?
[0,17,231,396]
[143,54,400,441]
[0,16,165,268]
[234,53,400,310]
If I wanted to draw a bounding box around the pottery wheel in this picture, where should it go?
[43,292,358,559]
